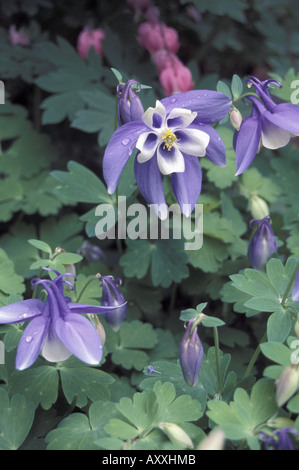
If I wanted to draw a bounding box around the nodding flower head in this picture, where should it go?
[179,318,203,387]
[100,275,127,332]
[117,79,144,126]
[248,216,277,270]
[0,268,124,370]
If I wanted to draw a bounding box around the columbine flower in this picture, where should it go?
[117,79,144,126]
[259,427,298,450]
[100,275,127,332]
[103,91,231,219]
[179,318,203,387]
[234,76,299,175]
[0,269,125,370]
[248,216,277,270]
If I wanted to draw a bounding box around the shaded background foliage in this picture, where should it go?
[0,0,299,451]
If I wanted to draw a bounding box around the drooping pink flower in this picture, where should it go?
[153,49,181,73]
[9,25,30,46]
[159,60,195,96]
[137,22,180,54]
[77,27,105,59]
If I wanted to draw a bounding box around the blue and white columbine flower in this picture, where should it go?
[234,76,299,175]
[103,89,231,219]
[0,269,126,370]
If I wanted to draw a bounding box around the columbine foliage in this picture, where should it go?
[0,0,299,452]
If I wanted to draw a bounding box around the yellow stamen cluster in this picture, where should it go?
[161,129,179,151]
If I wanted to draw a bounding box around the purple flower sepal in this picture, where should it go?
[259,426,298,450]
[292,268,299,302]
[100,275,127,332]
[248,216,277,270]
[103,90,231,219]
[234,76,299,175]
[179,318,203,387]
[0,269,126,370]
[117,79,145,126]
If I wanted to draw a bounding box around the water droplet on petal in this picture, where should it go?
[19,313,28,319]
[170,98,176,103]
[122,138,130,146]
[25,335,33,343]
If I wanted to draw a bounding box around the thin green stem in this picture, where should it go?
[232,91,262,105]
[243,330,267,379]
[213,327,222,396]
[76,275,98,303]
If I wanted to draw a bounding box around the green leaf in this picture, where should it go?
[59,359,114,407]
[0,389,35,450]
[54,252,83,265]
[202,316,225,327]
[120,239,189,288]
[106,320,157,371]
[9,366,59,410]
[216,80,232,99]
[231,74,243,99]
[46,401,118,450]
[0,248,25,295]
[207,379,277,449]
[267,310,292,343]
[51,160,111,204]
[260,342,293,366]
[28,239,52,255]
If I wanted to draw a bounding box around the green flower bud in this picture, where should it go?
[229,106,242,131]
[249,194,269,220]
[275,365,299,407]
[197,428,226,450]
[159,422,193,449]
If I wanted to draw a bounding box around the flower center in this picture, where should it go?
[161,129,179,151]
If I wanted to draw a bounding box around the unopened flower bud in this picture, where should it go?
[159,422,193,449]
[95,316,106,346]
[249,194,270,220]
[275,365,299,407]
[78,240,105,263]
[197,428,226,450]
[229,106,242,131]
[117,79,144,126]
[179,318,203,387]
[100,275,127,331]
[248,216,277,270]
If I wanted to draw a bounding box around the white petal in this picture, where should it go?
[261,119,291,149]
[166,107,197,130]
[157,143,185,175]
[176,128,210,156]
[136,131,159,163]
[41,333,72,363]
[142,100,167,130]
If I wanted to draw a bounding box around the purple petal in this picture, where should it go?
[0,299,44,324]
[54,313,103,365]
[263,103,299,135]
[234,115,262,176]
[134,154,168,220]
[171,155,202,217]
[103,121,147,194]
[161,90,232,124]
[68,302,127,314]
[292,269,299,301]
[192,122,226,167]
[16,315,50,370]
